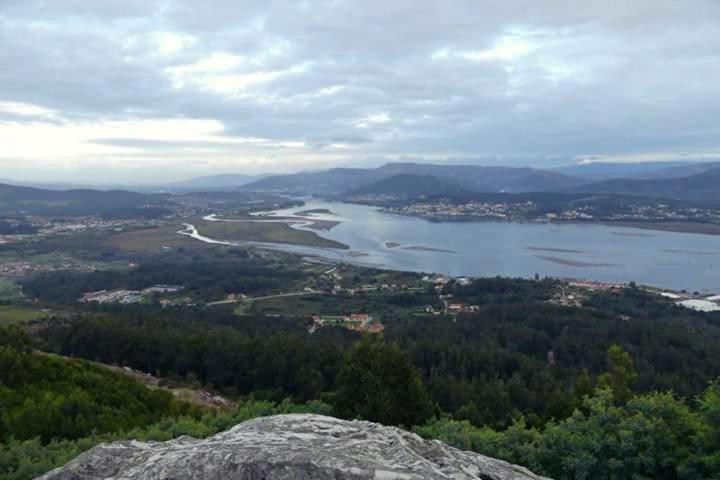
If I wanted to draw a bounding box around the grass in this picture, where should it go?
[242,292,433,318]
[0,280,23,301]
[108,225,208,252]
[109,219,348,253]
[0,305,48,325]
[197,220,348,249]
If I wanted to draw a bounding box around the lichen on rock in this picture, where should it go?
[39,414,551,480]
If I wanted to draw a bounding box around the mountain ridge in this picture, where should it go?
[0,182,170,216]
[242,162,587,194]
[571,168,720,206]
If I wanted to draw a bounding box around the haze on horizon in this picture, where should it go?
[1,0,719,184]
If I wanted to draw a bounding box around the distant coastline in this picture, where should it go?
[378,210,720,237]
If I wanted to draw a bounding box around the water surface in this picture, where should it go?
[264,201,720,292]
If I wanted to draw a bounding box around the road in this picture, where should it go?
[207,290,318,306]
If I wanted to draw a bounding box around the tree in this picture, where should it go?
[598,345,637,403]
[334,337,434,427]
[697,381,720,478]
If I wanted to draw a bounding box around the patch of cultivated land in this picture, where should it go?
[243,292,426,317]
[0,306,49,325]
[108,225,205,252]
[0,280,23,301]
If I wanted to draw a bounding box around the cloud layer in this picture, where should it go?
[1,0,719,182]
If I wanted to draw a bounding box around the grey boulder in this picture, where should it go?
[39,414,550,480]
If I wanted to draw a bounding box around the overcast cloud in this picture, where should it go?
[1,0,719,183]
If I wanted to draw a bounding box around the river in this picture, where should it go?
[182,200,720,292]
[258,200,720,292]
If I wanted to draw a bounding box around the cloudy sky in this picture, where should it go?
[1,0,719,183]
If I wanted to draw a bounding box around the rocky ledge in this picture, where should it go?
[39,414,550,480]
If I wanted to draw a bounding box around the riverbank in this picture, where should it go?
[602,221,720,236]
[381,210,720,237]
[189,218,349,249]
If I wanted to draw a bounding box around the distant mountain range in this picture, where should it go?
[569,168,720,206]
[168,173,269,191]
[347,174,471,198]
[338,164,720,207]
[3,160,719,213]
[551,161,720,181]
[242,162,586,194]
[0,183,170,217]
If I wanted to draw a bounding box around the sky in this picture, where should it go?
[1,0,719,184]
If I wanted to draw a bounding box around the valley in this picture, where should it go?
[2,162,720,480]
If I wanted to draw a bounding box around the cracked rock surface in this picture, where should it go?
[39,414,551,480]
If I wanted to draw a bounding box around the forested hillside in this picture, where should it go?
[0,327,194,444]
[34,284,720,429]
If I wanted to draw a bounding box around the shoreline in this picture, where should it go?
[178,219,350,251]
[376,210,720,237]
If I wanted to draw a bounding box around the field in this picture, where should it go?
[0,306,48,325]
[108,225,206,252]
[109,219,347,252]
[0,280,23,301]
[198,219,347,249]
[240,291,437,318]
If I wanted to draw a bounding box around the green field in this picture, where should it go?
[0,280,23,301]
[109,219,347,252]
[241,291,436,318]
[108,225,206,252]
[0,306,48,325]
[198,219,347,249]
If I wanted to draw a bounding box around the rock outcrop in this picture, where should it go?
[40,414,551,480]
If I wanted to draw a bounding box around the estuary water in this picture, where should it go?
[264,200,720,292]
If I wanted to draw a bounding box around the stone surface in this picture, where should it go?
[39,414,551,480]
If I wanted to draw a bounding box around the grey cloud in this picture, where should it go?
[1,0,720,181]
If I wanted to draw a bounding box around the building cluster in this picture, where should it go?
[387,200,536,220]
[386,199,720,224]
[0,217,167,244]
[81,285,183,304]
[0,259,94,278]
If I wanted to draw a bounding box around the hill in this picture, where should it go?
[0,183,170,217]
[571,168,720,206]
[375,163,586,192]
[242,163,586,195]
[169,173,268,191]
[553,161,720,181]
[0,327,190,444]
[241,167,384,194]
[346,174,470,198]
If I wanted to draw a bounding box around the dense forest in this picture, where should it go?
[0,327,195,444]
[3,321,720,480]
[3,273,720,479]
[35,287,720,429]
